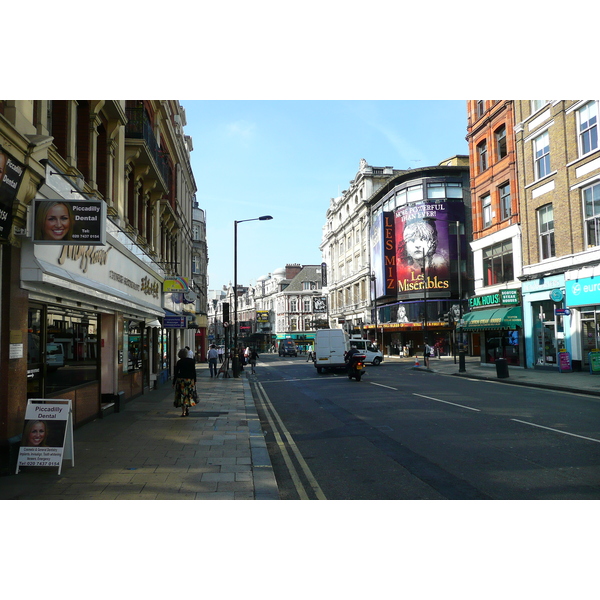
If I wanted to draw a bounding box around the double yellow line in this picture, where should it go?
[254,381,327,500]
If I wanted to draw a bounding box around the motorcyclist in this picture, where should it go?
[345,345,363,374]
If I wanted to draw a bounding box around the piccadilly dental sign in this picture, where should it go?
[566,277,600,307]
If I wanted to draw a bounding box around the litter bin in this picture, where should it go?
[495,358,509,378]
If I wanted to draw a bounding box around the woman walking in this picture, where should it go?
[173,348,197,416]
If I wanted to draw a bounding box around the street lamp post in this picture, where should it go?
[233,215,273,377]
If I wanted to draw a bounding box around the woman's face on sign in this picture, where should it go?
[43,204,71,240]
[28,421,46,446]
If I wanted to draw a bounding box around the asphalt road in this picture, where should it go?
[250,353,600,500]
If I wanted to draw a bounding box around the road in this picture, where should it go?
[249,353,600,500]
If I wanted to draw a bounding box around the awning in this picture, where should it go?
[460,306,522,331]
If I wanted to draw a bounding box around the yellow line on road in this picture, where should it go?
[255,382,327,500]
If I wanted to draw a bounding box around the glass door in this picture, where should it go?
[27,306,44,398]
[533,300,557,366]
[581,311,599,368]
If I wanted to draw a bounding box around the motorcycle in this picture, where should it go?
[346,353,367,381]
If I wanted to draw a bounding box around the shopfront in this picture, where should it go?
[565,273,600,371]
[522,275,567,370]
[461,290,523,366]
[21,235,164,423]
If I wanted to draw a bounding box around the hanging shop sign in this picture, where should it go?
[31,199,106,245]
[16,400,74,475]
[0,147,25,241]
[163,277,190,292]
[313,297,327,313]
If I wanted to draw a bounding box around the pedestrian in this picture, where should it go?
[238,346,245,370]
[218,346,224,363]
[249,347,259,374]
[207,343,219,377]
[306,345,314,362]
[173,348,197,417]
[185,345,194,359]
[424,343,433,368]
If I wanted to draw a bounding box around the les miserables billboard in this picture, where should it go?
[395,201,465,300]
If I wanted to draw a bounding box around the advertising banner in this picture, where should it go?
[32,199,106,245]
[256,310,270,322]
[395,201,464,299]
[0,147,25,241]
[370,211,396,299]
[16,400,74,474]
[163,277,190,292]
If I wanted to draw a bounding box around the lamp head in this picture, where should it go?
[259,215,273,221]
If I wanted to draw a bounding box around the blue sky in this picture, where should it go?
[184,100,469,291]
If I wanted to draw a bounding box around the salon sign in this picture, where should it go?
[16,400,74,475]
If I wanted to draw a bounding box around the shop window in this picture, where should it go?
[484,330,520,366]
[124,320,143,373]
[45,307,99,396]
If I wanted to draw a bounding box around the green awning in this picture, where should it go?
[460,306,522,331]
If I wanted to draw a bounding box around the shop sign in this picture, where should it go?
[163,277,190,292]
[469,289,520,308]
[313,297,327,313]
[589,351,600,374]
[32,199,106,245]
[0,147,25,241]
[16,400,74,475]
[164,315,187,328]
[566,277,600,307]
[558,350,572,373]
[256,311,270,323]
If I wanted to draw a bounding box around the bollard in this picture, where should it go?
[459,351,466,373]
[232,355,240,378]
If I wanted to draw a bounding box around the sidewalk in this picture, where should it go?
[394,354,600,398]
[0,364,279,500]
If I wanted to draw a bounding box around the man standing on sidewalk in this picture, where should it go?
[207,344,219,377]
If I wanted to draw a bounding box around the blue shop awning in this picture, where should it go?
[460,306,522,331]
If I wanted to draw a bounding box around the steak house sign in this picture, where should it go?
[56,244,160,299]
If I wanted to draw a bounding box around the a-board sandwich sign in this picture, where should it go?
[16,400,74,475]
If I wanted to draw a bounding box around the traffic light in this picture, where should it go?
[222,302,229,323]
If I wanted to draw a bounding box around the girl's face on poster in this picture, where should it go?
[28,421,46,446]
[43,204,71,240]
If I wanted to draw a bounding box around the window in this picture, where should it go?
[538,204,555,259]
[499,183,511,220]
[477,140,488,172]
[477,101,485,117]
[427,183,445,199]
[531,100,549,113]
[482,240,514,286]
[290,299,297,312]
[446,182,463,198]
[303,299,311,312]
[396,189,407,206]
[534,131,551,179]
[406,184,423,203]
[584,182,600,247]
[578,101,598,156]
[482,194,492,228]
[495,125,507,160]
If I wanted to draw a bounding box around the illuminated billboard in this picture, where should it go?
[370,211,396,299]
[395,201,464,299]
[32,199,106,245]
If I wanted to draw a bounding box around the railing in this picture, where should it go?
[125,107,171,189]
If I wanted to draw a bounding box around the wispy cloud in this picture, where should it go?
[226,120,256,140]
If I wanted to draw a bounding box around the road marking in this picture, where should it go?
[371,382,398,391]
[511,419,600,443]
[255,382,327,500]
[413,393,481,412]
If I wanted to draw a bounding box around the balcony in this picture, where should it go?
[125,106,171,192]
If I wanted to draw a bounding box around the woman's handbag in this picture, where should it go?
[192,384,198,402]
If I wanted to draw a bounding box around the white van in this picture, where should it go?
[349,337,384,366]
[314,329,350,373]
[46,343,65,370]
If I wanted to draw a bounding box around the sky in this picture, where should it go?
[184,100,469,292]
